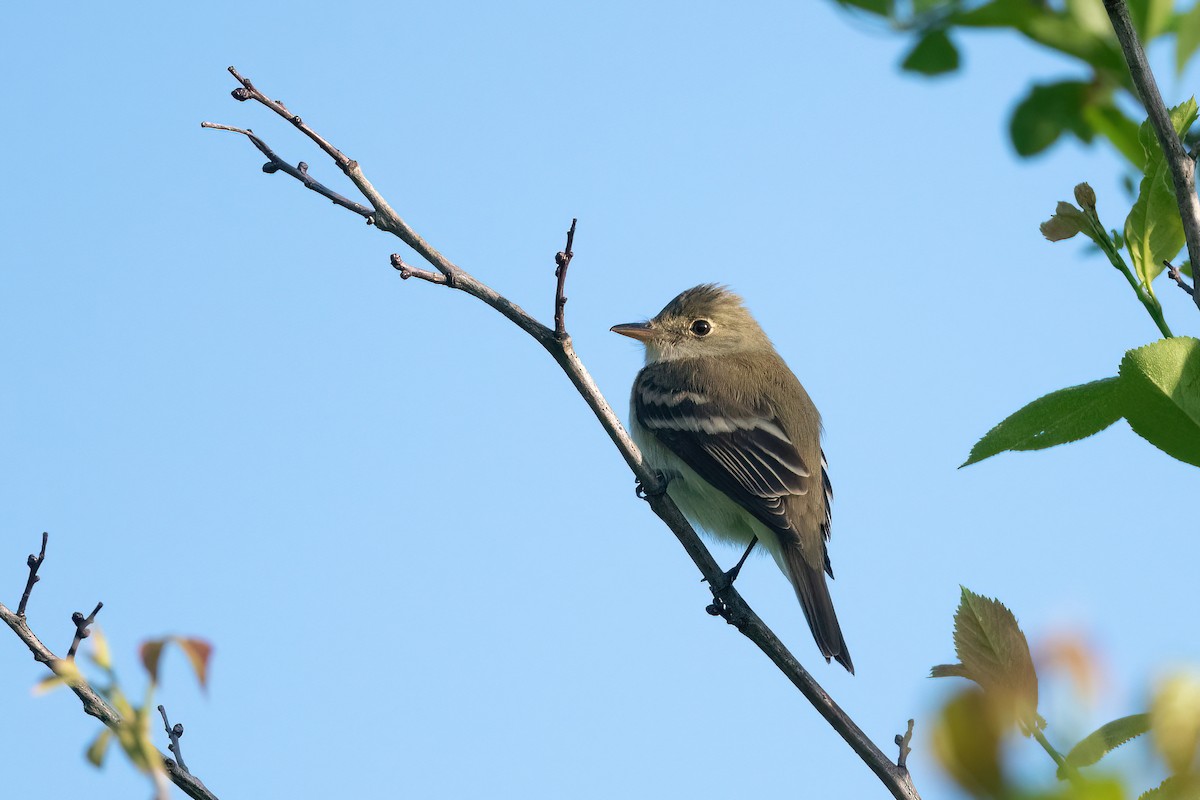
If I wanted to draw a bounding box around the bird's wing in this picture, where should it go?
[634,365,811,535]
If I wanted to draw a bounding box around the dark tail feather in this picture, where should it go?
[783,541,853,674]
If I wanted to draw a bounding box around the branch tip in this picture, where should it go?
[554,218,578,339]
[158,704,189,773]
[895,719,914,770]
[1164,259,1196,296]
[17,531,48,617]
[67,601,103,660]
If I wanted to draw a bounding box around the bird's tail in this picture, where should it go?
[780,541,853,674]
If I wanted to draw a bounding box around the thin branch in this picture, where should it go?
[1104,0,1200,313]
[0,602,218,800]
[199,123,373,220]
[67,602,102,660]
[205,68,921,800]
[895,719,914,770]
[17,531,48,617]
[554,218,577,339]
[390,254,448,285]
[1165,259,1196,296]
[158,704,189,773]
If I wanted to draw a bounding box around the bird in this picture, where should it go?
[611,284,852,673]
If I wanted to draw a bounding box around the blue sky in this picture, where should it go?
[3,2,1198,798]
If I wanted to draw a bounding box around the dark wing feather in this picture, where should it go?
[634,367,810,535]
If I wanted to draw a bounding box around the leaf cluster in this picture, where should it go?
[834,0,1200,163]
[35,630,211,792]
[931,589,1200,800]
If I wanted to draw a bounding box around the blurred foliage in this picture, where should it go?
[932,589,1200,800]
[35,629,212,799]
[833,0,1200,163]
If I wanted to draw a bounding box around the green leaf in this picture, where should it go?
[900,29,960,76]
[962,378,1122,467]
[1066,0,1111,38]
[1010,81,1092,157]
[1119,337,1200,467]
[1129,0,1174,42]
[1177,1,1200,74]
[931,587,1039,729]
[1139,775,1200,800]
[1062,714,1151,775]
[1124,98,1199,291]
[952,0,1040,28]
[85,728,113,768]
[1083,101,1146,169]
[835,0,892,14]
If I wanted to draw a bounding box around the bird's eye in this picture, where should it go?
[690,319,712,336]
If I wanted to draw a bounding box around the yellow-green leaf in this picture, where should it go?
[931,689,1006,799]
[931,587,1039,729]
[1063,713,1152,774]
[88,626,111,672]
[1119,337,1200,467]
[85,728,113,768]
[1124,98,1198,292]
[1177,1,1200,74]
[1151,673,1200,774]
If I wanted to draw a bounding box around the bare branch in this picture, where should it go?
[1164,259,1196,296]
[67,602,102,661]
[17,531,48,617]
[1104,0,1200,313]
[200,123,373,220]
[895,719,914,770]
[206,67,921,800]
[554,218,577,339]
[157,704,189,773]
[0,602,218,800]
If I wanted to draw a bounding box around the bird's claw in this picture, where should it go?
[635,471,668,501]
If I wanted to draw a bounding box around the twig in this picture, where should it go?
[554,219,577,339]
[158,704,189,773]
[17,532,48,617]
[67,602,103,660]
[390,254,448,285]
[205,68,921,800]
[199,123,373,220]
[1164,259,1196,296]
[0,602,218,800]
[1104,0,1200,313]
[895,719,914,770]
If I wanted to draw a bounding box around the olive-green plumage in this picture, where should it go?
[612,285,852,672]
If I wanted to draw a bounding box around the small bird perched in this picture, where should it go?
[612,284,852,673]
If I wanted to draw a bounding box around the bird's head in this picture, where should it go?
[610,284,770,362]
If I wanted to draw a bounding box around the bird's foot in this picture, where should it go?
[635,471,668,501]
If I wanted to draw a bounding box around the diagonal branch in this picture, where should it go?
[204,67,920,800]
[1104,0,1200,313]
[0,601,218,800]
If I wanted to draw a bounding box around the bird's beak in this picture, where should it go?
[610,321,655,342]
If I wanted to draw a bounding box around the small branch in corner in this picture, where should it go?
[17,532,48,617]
[158,704,189,773]
[67,602,103,660]
[895,719,914,770]
[554,218,578,339]
[391,254,449,285]
[1164,259,1196,296]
